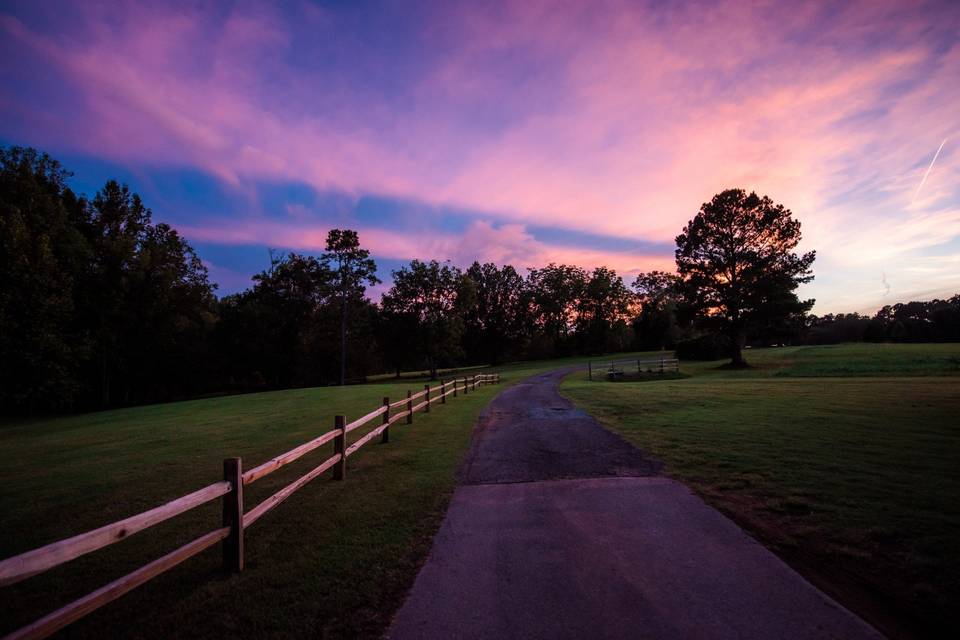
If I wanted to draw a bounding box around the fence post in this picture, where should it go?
[463,376,468,395]
[588,361,592,381]
[381,397,390,444]
[424,384,431,412]
[637,359,641,374]
[222,457,244,572]
[453,379,458,397]
[407,390,413,424]
[333,415,346,480]
[441,380,446,404]
[660,356,664,374]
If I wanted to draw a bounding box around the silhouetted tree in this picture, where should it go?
[1,146,219,411]
[122,222,217,400]
[804,313,871,344]
[675,189,815,366]
[381,260,473,379]
[0,147,89,411]
[632,270,683,350]
[463,262,531,365]
[321,229,379,385]
[527,263,586,356]
[215,252,332,388]
[576,267,633,354]
[376,306,421,377]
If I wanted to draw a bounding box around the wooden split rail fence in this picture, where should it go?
[0,373,501,640]
[587,356,679,380]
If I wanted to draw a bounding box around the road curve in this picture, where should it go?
[388,369,882,640]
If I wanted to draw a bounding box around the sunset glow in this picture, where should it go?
[2,0,958,311]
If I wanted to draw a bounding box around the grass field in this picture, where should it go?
[562,343,960,638]
[0,376,510,638]
[0,352,636,639]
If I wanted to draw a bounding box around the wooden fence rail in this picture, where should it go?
[0,372,501,640]
[587,356,680,380]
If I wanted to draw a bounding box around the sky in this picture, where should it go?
[1,0,958,313]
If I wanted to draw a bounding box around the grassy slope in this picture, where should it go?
[562,343,960,638]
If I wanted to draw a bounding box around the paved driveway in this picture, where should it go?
[389,369,881,639]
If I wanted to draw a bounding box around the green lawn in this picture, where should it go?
[0,377,508,639]
[562,343,960,638]
[0,352,641,639]
[9,344,948,638]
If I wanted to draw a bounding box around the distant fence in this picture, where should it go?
[0,373,501,640]
[587,356,679,380]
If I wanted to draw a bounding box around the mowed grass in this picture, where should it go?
[0,377,510,639]
[562,343,960,638]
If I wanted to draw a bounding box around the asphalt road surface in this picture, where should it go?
[389,369,882,640]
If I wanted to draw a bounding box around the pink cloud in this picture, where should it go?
[177,219,673,284]
[2,0,958,312]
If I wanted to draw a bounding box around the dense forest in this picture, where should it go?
[2,146,957,413]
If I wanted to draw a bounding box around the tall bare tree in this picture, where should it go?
[322,229,379,385]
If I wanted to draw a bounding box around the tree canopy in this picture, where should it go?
[675,188,816,365]
[381,260,473,379]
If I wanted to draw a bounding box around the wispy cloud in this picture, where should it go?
[177,219,674,278]
[1,0,958,311]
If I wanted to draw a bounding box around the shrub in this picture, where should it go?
[675,333,732,360]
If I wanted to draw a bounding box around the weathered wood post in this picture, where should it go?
[660,356,664,374]
[222,457,244,572]
[463,376,468,395]
[424,384,431,412]
[637,359,642,374]
[407,390,413,424]
[588,361,592,381]
[453,378,458,397]
[333,415,346,480]
[440,380,446,404]
[381,397,390,444]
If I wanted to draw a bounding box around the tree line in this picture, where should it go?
[803,298,960,344]
[4,145,955,414]
[0,147,645,412]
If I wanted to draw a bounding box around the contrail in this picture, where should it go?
[912,137,947,203]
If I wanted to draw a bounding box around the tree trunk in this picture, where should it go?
[101,351,110,407]
[339,295,347,386]
[729,330,747,366]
